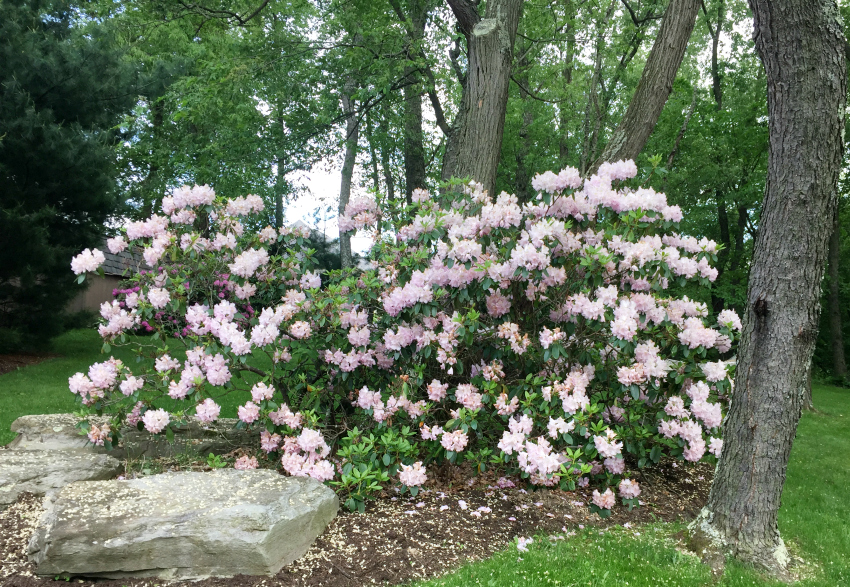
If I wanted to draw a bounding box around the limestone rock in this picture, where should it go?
[28,469,338,580]
[8,413,258,459]
[0,450,122,506]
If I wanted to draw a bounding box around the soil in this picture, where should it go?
[0,460,713,587]
[0,354,57,377]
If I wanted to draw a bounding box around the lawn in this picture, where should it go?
[0,329,256,445]
[1,329,847,586]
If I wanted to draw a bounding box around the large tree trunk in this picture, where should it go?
[691,0,846,577]
[339,79,359,270]
[828,208,847,378]
[590,0,700,172]
[441,0,524,196]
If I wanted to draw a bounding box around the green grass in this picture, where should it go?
[0,329,256,445]
[411,383,849,587]
[1,331,847,585]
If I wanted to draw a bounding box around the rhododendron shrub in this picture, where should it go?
[69,164,739,515]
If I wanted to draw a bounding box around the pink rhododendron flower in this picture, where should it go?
[238,401,260,423]
[592,488,616,509]
[107,237,128,254]
[196,398,221,423]
[119,376,144,396]
[289,321,312,339]
[87,423,110,446]
[142,409,170,434]
[71,248,106,274]
[701,360,728,382]
[709,437,724,457]
[619,479,641,499]
[399,462,427,487]
[441,430,468,452]
[251,382,275,402]
[717,309,742,331]
[234,456,259,470]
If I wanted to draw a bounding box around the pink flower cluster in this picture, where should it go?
[339,196,379,233]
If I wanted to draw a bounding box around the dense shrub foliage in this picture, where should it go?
[70,162,738,514]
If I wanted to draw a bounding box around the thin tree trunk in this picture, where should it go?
[691,0,846,577]
[802,360,814,411]
[590,0,700,172]
[558,0,576,166]
[339,77,359,270]
[441,0,524,196]
[666,88,697,169]
[514,47,533,202]
[274,107,285,230]
[828,207,847,377]
[402,0,427,202]
[580,0,616,175]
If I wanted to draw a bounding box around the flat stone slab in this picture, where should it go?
[9,413,258,459]
[28,469,339,580]
[0,450,122,506]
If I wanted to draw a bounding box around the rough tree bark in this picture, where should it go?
[828,208,847,378]
[441,0,524,196]
[590,0,700,172]
[690,0,846,577]
[338,77,359,270]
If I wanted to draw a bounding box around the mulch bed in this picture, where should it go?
[0,460,713,587]
[0,354,57,377]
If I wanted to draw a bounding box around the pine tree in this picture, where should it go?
[0,0,135,350]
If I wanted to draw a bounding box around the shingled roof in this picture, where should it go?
[101,245,148,277]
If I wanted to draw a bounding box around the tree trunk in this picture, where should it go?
[590,0,700,172]
[558,0,576,166]
[691,0,846,577]
[579,0,616,175]
[274,107,285,230]
[514,48,533,202]
[402,0,427,202]
[441,0,524,196]
[339,78,359,270]
[828,206,847,377]
[801,360,814,411]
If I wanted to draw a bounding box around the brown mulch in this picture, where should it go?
[0,354,57,376]
[0,460,713,587]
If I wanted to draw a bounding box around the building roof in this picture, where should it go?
[101,245,147,277]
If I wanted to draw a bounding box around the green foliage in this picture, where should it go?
[0,0,136,350]
[206,453,229,469]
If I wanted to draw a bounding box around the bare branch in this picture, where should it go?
[619,0,663,25]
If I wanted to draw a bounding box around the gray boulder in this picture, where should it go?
[0,450,122,506]
[8,414,110,452]
[8,413,259,459]
[28,469,338,580]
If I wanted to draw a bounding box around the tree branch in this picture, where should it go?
[176,0,270,26]
[510,75,572,103]
[619,0,662,25]
[445,0,481,37]
[386,0,451,135]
